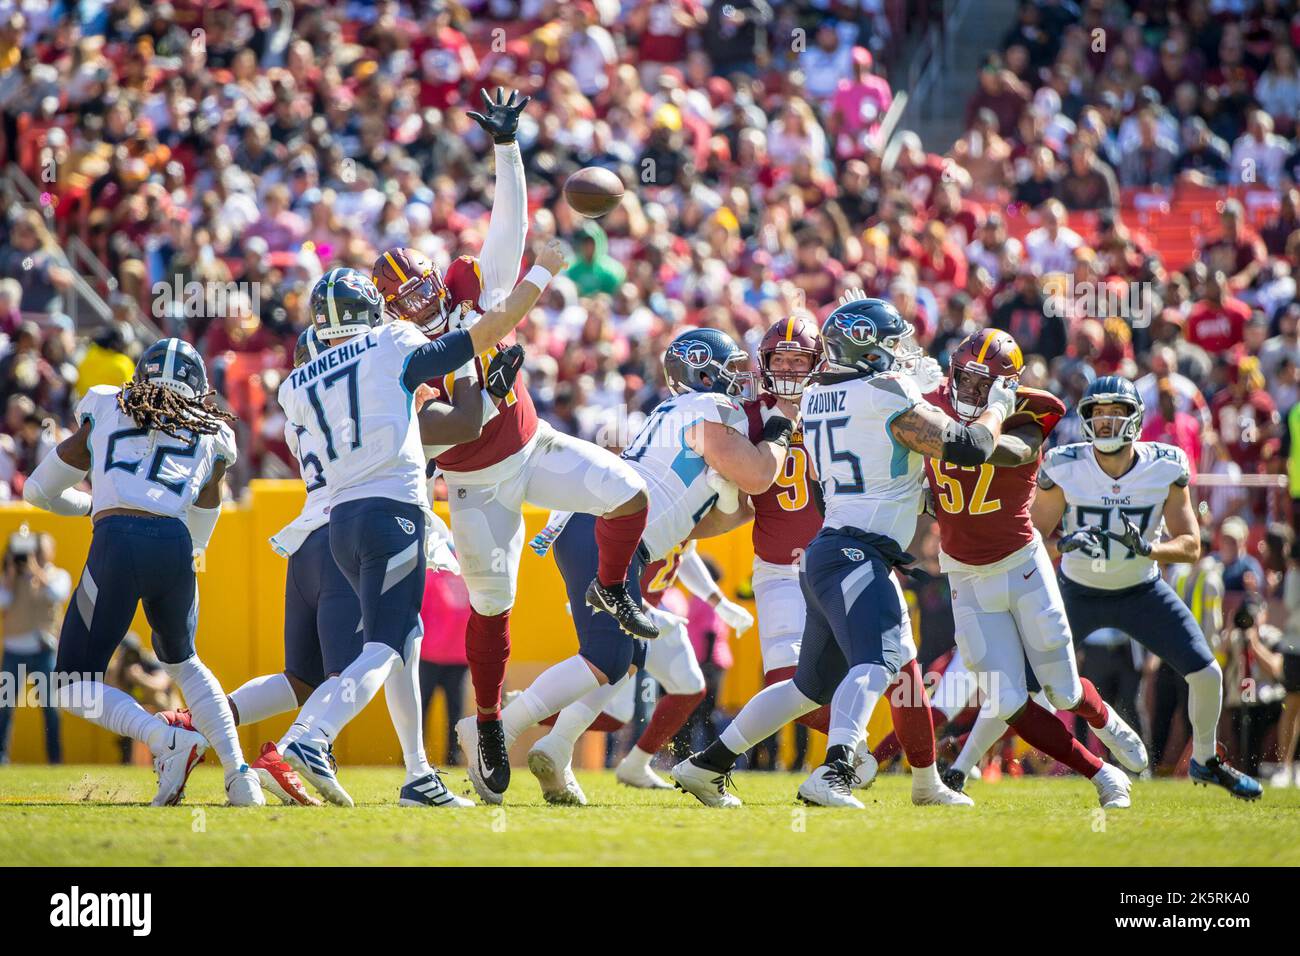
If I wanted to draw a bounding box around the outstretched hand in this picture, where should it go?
[467,87,531,144]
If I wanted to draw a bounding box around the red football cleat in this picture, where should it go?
[252,741,322,806]
[157,708,195,732]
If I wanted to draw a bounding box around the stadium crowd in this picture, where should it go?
[0,0,1298,784]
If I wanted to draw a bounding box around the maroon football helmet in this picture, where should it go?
[372,247,450,337]
[758,315,823,399]
[949,328,1024,421]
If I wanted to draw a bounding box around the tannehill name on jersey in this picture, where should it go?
[289,337,377,389]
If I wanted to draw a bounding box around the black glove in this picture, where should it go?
[1105,514,1152,557]
[467,87,530,144]
[485,344,525,400]
[1057,526,1106,559]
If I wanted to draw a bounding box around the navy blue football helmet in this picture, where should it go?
[135,338,209,400]
[662,328,753,399]
[820,296,918,377]
[293,327,322,368]
[1079,375,1144,453]
[309,268,384,341]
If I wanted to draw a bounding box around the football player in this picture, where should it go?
[1032,376,1263,800]
[521,538,753,801]
[273,254,561,807]
[374,89,655,802]
[458,327,789,804]
[24,339,263,806]
[673,296,1010,808]
[919,330,1144,809]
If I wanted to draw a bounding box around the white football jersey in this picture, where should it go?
[269,421,331,557]
[1039,440,1189,590]
[621,390,749,561]
[801,371,926,551]
[278,322,432,510]
[76,385,236,519]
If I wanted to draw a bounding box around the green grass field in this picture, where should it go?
[2,764,1297,866]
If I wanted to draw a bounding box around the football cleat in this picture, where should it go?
[399,771,474,808]
[798,760,865,808]
[455,715,510,804]
[852,743,878,790]
[527,736,587,806]
[585,578,658,640]
[157,708,195,732]
[671,756,742,808]
[1092,710,1149,774]
[615,754,673,790]
[283,740,353,807]
[1092,762,1132,809]
[912,779,975,806]
[941,766,967,794]
[1189,754,1263,801]
[225,766,267,806]
[251,741,321,806]
[151,726,207,807]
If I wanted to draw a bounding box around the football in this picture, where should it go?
[563,166,624,218]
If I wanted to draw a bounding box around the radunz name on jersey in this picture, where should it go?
[289,337,377,389]
[805,389,847,414]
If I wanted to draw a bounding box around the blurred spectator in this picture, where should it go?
[1221,596,1285,777]
[419,568,471,765]
[1218,517,1265,594]
[1277,539,1300,787]
[0,528,69,765]
[104,632,178,765]
[1141,378,1202,476]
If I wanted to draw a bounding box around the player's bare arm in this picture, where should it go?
[467,238,568,353]
[988,421,1046,467]
[1132,480,1200,565]
[1031,480,1069,560]
[56,420,92,471]
[417,381,484,447]
[689,494,755,540]
[687,420,788,496]
[889,385,1013,465]
[195,460,227,510]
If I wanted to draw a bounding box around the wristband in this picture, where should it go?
[760,415,794,449]
[524,264,554,291]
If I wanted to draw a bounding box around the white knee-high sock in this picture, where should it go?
[384,640,434,782]
[952,710,1010,776]
[56,680,170,752]
[546,674,631,753]
[719,678,819,754]
[827,663,890,750]
[1186,661,1223,763]
[163,656,246,774]
[502,655,601,741]
[280,644,398,749]
[228,672,298,725]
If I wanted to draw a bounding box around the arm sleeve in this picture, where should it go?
[214,423,238,467]
[186,505,220,551]
[23,450,92,517]
[940,420,997,466]
[477,143,528,309]
[401,329,477,392]
[675,545,722,602]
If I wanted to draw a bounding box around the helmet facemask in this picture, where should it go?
[951,361,995,422]
[1082,399,1142,453]
[389,268,449,337]
[761,345,818,399]
[713,353,756,401]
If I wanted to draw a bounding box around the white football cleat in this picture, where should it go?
[526,736,587,806]
[797,762,865,809]
[1092,710,1149,774]
[151,726,207,807]
[454,715,503,805]
[912,781,975,806]
[615,751,673,790]
[671,756,742,808]
[1093,762,1132,809]
[851,743,878,790]
[282,739,354,807]
[225,766,267,806]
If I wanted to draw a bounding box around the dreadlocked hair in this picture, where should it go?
[117,381,237,439]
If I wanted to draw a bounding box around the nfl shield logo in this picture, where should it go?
[1112,484,1121,493]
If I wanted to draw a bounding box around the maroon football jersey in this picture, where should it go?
[425,255,539,472]
[923,382,1065,566]
[744,395,823,565]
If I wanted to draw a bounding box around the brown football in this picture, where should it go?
[564,166,625,218]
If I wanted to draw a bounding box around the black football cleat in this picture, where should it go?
[477,718,512,796]
[941,766,967,794]
[585,578,658,639]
